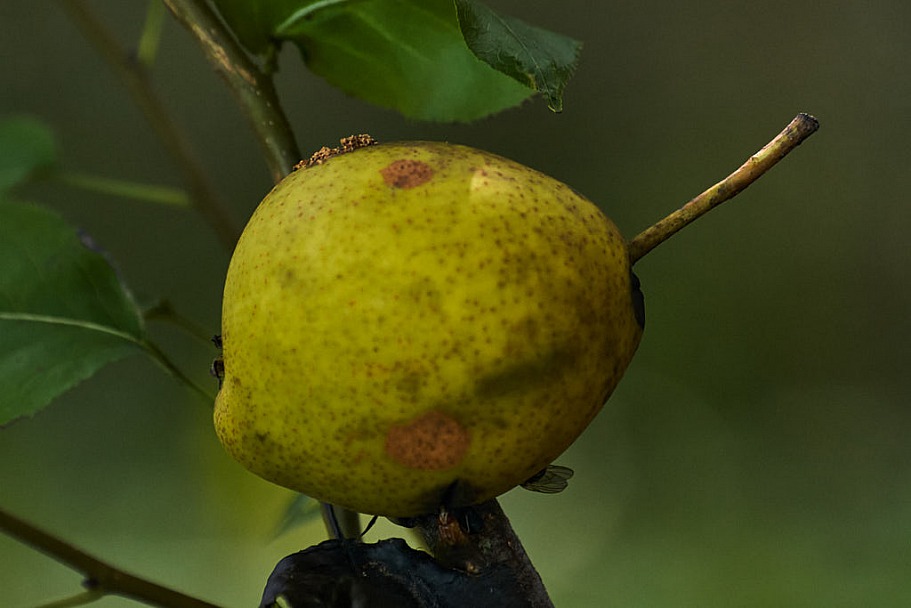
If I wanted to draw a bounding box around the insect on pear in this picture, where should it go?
[520,464,574,494]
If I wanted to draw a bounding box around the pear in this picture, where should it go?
[215,140,642,516]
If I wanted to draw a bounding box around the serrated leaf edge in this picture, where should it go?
[454,0,582,112]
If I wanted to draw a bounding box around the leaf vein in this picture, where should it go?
[0,312,142,344]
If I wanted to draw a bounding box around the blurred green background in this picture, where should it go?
[2,2,909,606]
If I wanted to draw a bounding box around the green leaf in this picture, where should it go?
[454,0,582,112]
[0,201,145,425]
[0,116,57,194]
[213,0,533,121]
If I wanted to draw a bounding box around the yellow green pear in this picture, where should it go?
[214,140,644,517]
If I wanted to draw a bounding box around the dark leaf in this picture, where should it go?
[454,0,582,112]
[0,202,145,425]
[261,537,535,608]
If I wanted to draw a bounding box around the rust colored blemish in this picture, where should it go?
[295,134,377,170]
[381,159,434,189]
[385,410,470,470]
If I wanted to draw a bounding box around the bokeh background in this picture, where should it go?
[2,2,909,606]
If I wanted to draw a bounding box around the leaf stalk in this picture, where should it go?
[59,0,242,250]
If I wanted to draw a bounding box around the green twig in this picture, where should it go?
[55,171,190,207]
[0,507,224,608]
[59,0,242,250]
[161,0,302,184]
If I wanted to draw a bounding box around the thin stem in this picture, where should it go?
[161,0,302,184]
[0,508,224,608]
[55,171,190,207]
[628,113,820,264]
[320,503,362,539]
[32,589,103,608]
[59,1,242,251]
[143,300,217,345]
[142,339,217,403]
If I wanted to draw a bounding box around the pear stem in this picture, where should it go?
[628,113,819,265]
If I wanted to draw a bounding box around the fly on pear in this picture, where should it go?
[520,464,574,494]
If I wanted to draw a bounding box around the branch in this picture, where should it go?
[628,113,820,264]
[59,0,242,251]
[0,507,224,608]
[413,499,555,608]
[161,0,302,184]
